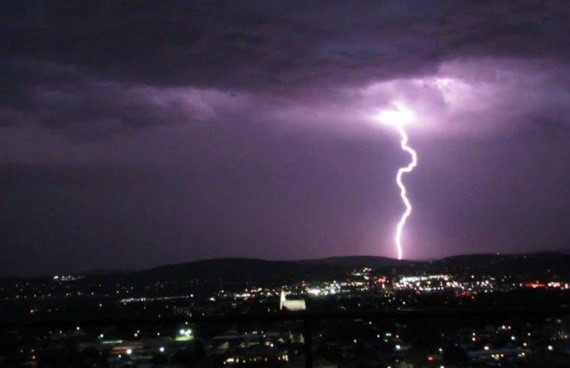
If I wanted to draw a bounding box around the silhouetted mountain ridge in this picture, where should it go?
[135,258,344,283]
[296,255,417,269]
[426,252,570,279]
[2,252,568,282]
[126,252,569,283]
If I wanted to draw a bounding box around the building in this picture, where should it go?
[279,290,306,311]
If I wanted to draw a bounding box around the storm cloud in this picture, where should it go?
[2,1,570,134]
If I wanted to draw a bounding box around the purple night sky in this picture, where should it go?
[1,1,569,276]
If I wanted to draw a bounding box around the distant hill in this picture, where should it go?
[2,252,568,283]
[121,252,570,283]
[422,252,570,279]
[295,255,416,270]
[133,258,346,284]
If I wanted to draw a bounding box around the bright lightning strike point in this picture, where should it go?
[375,103,418,260]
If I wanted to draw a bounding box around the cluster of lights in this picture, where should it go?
[306,282,341,296]
[120,294,193,304]
[52,275,84,282]
[403,275,565,295]
[395,274,451,291]
[491,353,504,360]
[223,354,288,365]
[523,281,570,289]
[173,325,194,342]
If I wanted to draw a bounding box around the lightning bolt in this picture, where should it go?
[393,124,417,260]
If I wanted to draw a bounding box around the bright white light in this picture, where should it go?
[375,102,418,260]
[126,348,132,355]
[307,288,320,296]
[159,347,165,353]
[376,102,416,127]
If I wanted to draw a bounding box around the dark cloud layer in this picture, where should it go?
[2,1,569,90]
[1,1,569,275]
[2,1,570,135]
[0,1,567,91]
